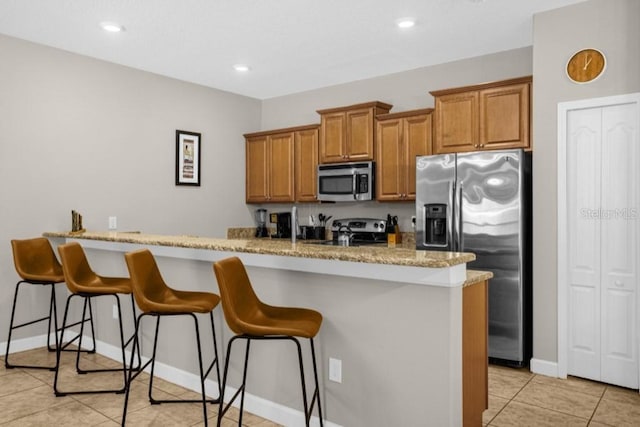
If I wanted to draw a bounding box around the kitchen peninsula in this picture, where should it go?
[44,231,490,427]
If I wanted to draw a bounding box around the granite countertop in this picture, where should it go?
[464,270,493,286]
[44,230,476,269]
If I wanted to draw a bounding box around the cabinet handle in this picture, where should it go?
[474,144,479,148]
[615,280,624,287]
[480,144,485,148]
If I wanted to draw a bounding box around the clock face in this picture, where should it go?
[566,48,606,83]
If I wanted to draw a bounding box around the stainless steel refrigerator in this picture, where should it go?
[415,149,531,367]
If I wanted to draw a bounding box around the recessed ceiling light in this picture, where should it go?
[233,64,250,72]
[396,18,416,29]
[100,22,125,33]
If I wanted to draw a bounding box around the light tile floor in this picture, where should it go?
[485,364,640,426]
[2,348,639,426]
[0,347,281,426]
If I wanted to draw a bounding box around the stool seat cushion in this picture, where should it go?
[12,238,64,283]
[213,257,322,339]
[125,249,220,315]
[58,242,133,295]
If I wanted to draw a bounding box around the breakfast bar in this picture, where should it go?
[44,231,490,427]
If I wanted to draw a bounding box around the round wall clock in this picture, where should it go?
[566,48,606,83]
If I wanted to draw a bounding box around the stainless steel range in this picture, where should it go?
[322,218,388,246]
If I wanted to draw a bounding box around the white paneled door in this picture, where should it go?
[559,93,640,390]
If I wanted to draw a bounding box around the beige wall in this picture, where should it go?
[0,34,261,340]
[532,0,640,364]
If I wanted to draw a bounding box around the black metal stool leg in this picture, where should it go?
[309,338,324,426]
[217,335,251,427]
[291,337,310,426]
[5,281,58,370]
[122,313,150,427]
[46,283,59,352]
[54,294,129,396]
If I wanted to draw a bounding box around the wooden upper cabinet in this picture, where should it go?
[433,92,479,154]
[376,109,433,201]
[294,126,319,202]
[318,101,392,163]
[431,76,531,155]
[245,130,294,203]
[480,83,529,150]
[245,124,318,204]
[245,135,270,202]
[319,112,346,163]
[268,133,295,202]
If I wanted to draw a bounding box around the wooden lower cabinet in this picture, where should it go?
[462,279,489,427]
[376,109,432,201]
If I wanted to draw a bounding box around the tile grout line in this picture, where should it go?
[486,371,536,425]
[585,384,608,426]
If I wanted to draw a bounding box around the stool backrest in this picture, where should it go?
[124,249,170,313]
[57,242,99,294]
[213,256,261,335]
[11,237,63,282]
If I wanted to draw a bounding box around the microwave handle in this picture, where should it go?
[353,172,358,200]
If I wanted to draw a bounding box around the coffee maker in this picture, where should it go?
[254,209,268,238]
[270,212,291,238]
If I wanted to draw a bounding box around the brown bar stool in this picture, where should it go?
[5,237,90,370]
[122,249,222,426]
[54,242,141,396]
[213,256,324,427]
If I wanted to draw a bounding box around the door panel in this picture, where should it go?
[415,154,455,251]
[600,102,638,388]
[457,150,524,361]
[567,107,602,381]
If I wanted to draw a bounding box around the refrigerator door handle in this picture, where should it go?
[448,180,455,251]
[455,180,463,251]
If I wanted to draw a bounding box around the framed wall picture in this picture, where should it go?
[175,130,201,186]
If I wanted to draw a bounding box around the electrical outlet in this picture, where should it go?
[411,215,416,228]
[112,304,119,320]
[108,216,117,230]
[329,357,342,383]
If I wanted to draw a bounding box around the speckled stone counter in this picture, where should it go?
[44,231,474,268]
[44,230,478,287]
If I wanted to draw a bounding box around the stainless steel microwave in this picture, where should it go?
[317,161,375,202]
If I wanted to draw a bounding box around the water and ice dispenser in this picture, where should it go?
[424,204,448,246]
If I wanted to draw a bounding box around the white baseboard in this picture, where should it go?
[2,335,338,426]
[0,334,51,355]
[530,358,559,378]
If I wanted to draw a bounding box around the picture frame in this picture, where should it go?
[175,130,201,186]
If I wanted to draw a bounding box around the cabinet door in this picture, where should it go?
[376,118,403,201]
[295,128,319,202]
[268,133,295,202]
[320,112,346,163]
[480,83,529,150]
[434,92,478,154]
[347,108,374,161]
[404,114,432,200]
[245,136,269,203]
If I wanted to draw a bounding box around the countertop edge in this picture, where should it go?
[43,231,475,269]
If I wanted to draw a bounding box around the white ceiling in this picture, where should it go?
[0,0,585,100]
